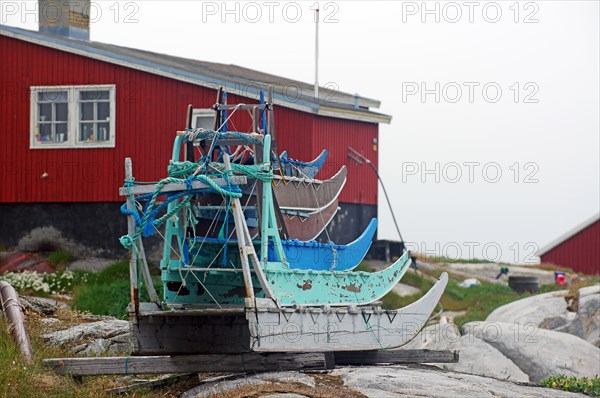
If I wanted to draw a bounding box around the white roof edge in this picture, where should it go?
[318,106,392,124]
[1,26,388,124]
[537,212,600,256]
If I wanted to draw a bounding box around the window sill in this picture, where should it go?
[30,142,116,149]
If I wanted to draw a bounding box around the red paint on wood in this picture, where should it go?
[541,220,600,275]
[0,35,378,206]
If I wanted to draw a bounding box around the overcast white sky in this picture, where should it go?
[3,1,599,263]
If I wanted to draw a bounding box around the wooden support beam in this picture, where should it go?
[333,349,459,366]
[216,104,269,111]
[124,158,139,314]
[42,352,326,376]
[118,176,247,196]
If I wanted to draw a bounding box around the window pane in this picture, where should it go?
[80,123,95,141]
[195,115,214,130]
[96,122,110,141]
[55,102,68,121]
[55,123,68,142]
[80,90,109,101]
[39,103,52,122]
[39,124,52,142]
[97,102,110,121]
[39,90,67,102]
[81,102,94,120]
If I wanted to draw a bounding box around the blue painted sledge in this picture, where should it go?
[188,218,377,271]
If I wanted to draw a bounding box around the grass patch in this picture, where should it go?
[416,254,494,264]
[47,250,73,269]
[72,261,163,319]
[1,311,195,397]
[540,375,600,397]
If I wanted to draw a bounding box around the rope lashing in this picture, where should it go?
[169,160,274,183]
[183,129,263,145]
[119,174,242,249]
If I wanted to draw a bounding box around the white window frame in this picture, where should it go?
[191,109,216,130]
[30,85,116,149]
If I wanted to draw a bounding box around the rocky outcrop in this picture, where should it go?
[42,318,130,356]
[486,290,570,326]
[402,316,460,350]
[333,366,585,398]
[442,335,530,382]
[487,284,600,347]
[462,321,600,382]
[182,367,587,398]
[182,372,316,398]
[19,296,59,316]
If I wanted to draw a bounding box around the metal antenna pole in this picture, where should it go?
[348,147,404,242]
[314,7,319,101]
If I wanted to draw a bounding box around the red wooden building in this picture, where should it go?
[537,213,600,275]
[0,19,390,255]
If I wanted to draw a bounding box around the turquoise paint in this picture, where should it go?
[163,250,411,307]
[160,132,409,307]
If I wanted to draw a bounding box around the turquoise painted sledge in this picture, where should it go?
[162,250,411,306]
[187,218,377,271]
[153,133,410,307]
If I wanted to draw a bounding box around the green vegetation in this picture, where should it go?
[47,250,73,269]
[72,261,163,319]
[0,270,88,296]
[420,255,494,264]
[540,375,600,397]
[1,261,162,319]
[0,315,191,397]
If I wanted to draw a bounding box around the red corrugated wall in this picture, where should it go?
[0,34,377,206]
[313,117,378,205]
[541,221,600,275]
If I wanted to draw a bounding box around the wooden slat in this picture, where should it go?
[334,349,459,365]
[118,176,247,196]
[216,104,269,111]
[42,352,326,376]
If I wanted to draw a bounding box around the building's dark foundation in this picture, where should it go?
[0,202,378,257]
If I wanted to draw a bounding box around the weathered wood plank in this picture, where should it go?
[43,352,326,376]
[334,349,459,365]
[118,176,247,196]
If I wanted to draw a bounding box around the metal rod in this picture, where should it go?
[0,281,33,363]
[347,147,404,242]
[314,7,319,101]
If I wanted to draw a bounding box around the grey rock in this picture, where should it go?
[19,296,58,315]
[39,317,63,328]
[402,317,461,350]
[182,371,315,398]
[333,366,587,397]
[42,318,130,356]
[577,284,600,318]
[462,321,600,382]
[486,290,570,326]
[443,335,529,382]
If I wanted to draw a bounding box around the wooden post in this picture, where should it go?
[223,154,273,300]
[223,154,255,299]
[125,157,139,314]
[124,158,158,304]
[137,239,159,303]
